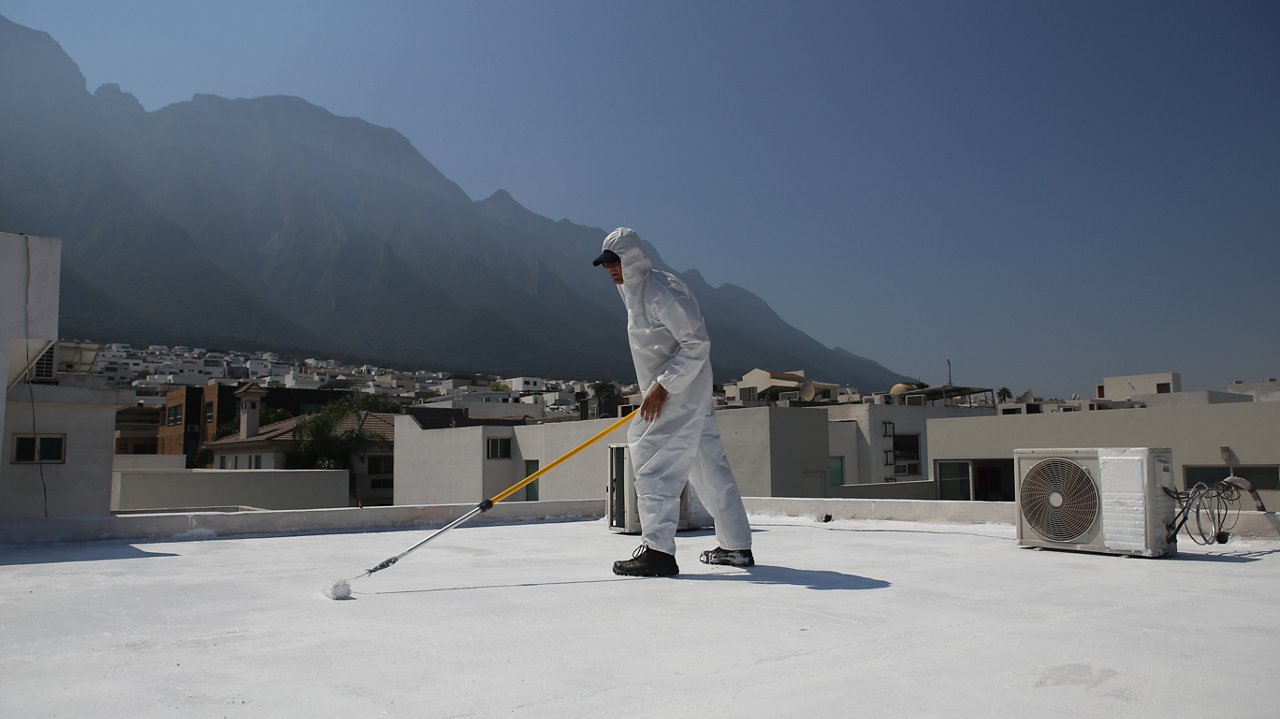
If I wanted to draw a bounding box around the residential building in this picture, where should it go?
[204,388,398,506]
[394,413,624,505]
[2,232,134,518]
[152,381,357,466]
[728,368,840,404]
[501,377,546,393]
[1097,372,1180,401]
[1227,378,1280,401]
[927,399,1280,507]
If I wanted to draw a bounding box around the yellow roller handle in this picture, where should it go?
[488,409,637,505]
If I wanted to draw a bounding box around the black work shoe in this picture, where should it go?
[699,547,755,567]
[612,545,679,577]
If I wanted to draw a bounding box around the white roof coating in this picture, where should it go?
[3,516,1278,718]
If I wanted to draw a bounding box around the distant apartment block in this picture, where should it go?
[1097,372,1180,401]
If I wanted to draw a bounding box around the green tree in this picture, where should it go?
[996,387,1013,403]
[214,419,239,440]
[489,382,511,392]
[592,380,619,400]
[293,400,389,507]
[353,393,404,414]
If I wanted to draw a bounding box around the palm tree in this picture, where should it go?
[293,400,389,507]
[997,387,1013,403]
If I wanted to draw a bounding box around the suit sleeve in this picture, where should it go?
[651,289,710,395]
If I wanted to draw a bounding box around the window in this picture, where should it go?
[370,478,394,490]
[252,455,262,469]
[367,455,394,475]
[1156,382,1172,394]
[487,437,512,459]
[827,456,845,486]
[882,421,895,437]
[892,434,921,476]
[167,405,183,426]
[525,460,540,501]
[938,461,972,501]
[12,434,65,463]
[203,402,214,423]
[1184,466,1279,492]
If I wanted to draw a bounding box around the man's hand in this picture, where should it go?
[640,383,669,422]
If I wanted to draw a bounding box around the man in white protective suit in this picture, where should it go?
[593,227,754,577]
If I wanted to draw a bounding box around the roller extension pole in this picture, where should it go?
[324,409,638,598]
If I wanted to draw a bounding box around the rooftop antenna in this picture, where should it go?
[947,358,952,386]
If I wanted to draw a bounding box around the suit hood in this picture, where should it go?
[602,227,652,285]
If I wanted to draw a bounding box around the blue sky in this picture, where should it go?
[2,0,1276,397]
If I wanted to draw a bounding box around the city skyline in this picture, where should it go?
[1,0,1275,397]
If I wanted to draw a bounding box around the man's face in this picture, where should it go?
[603,259,623,285]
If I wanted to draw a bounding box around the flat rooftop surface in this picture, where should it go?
[3,516,1278,718]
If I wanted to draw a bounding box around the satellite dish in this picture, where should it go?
[799,383,817,402]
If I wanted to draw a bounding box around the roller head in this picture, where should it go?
[323,579,353,600]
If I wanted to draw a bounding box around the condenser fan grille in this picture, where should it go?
[1020,457,1099,542]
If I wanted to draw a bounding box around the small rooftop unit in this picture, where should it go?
[1014,447,1177,557]
[606,443,706,534]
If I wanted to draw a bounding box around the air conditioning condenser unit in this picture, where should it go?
[607,443,708,534]
[1014,447,1176,557]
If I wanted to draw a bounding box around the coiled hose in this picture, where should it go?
[1163,476,1250,545]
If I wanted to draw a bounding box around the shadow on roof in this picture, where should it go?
[1166,548,1280,563]
[679,565,891,591]
[0,542,180,566]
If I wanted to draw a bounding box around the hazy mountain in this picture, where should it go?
[0,15,913,390]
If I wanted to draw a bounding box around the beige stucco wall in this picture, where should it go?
[112,469,348,511]
[113,454,188,470]
[828,420,859,486]
[2,233,60,388]
[767,407,829,497]
[3,383,131,518]
[827,403,995,487]
[394,416,629,506]
[927,402,1280,506]
[717,407,773,496]
[512,419,628,501]
[394,423,487,505]
[2,233,62,473]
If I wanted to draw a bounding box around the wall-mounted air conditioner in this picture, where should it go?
[1014,447,1177,557]
[606,443,707,534]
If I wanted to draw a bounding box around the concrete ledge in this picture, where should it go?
[0,499,607,545]
[1225,511,1280,540]
[112,469,349,512]
[743,498,1280,539]
[6,497,1277,545]
[745,497,1016,525]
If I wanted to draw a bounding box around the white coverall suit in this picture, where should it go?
[602,227,752,557]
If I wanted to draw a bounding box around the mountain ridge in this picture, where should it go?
[0,14,914,390]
